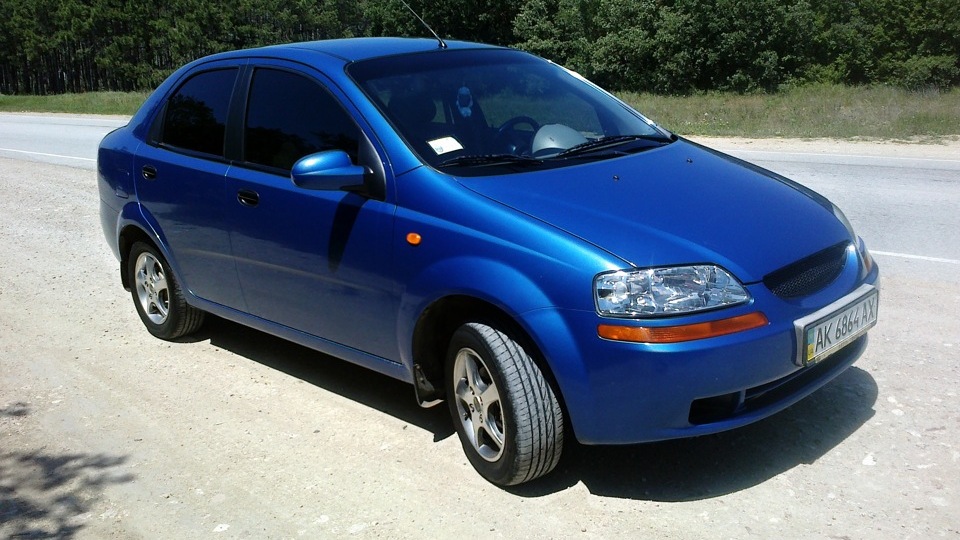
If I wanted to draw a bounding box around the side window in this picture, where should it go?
[159,68,237,156]
[244,68,360,171]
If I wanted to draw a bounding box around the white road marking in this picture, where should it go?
[0,147,94,162]
[872,250,960,265]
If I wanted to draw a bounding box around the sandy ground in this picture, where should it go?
[1,141,958,538]
[689,136,960,160]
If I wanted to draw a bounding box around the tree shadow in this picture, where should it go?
[0,402,30,418]
[191,317,877,499]
[0,405,135,539]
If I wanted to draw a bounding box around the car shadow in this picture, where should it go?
[510,366,878,500]
[193,317,877,500]
[197,316,454,441]
[1,404,135,539]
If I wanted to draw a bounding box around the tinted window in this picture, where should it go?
[244,68,360,171]
[160,69,237,156]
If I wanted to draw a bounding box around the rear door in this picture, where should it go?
[134,65,246,309]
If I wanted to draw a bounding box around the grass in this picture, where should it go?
[1,84,958,139]
[619,84,960,140]
[0,91,149,116]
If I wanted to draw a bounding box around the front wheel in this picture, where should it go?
[127,242,204,340]
[446,323,563,486]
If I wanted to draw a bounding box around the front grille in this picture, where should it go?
[763,242,850,299]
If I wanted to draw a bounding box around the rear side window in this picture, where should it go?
[160,68,238,157]
[244,68,360,171]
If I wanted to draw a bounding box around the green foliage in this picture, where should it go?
[890,55,959,90]
[514,0,596,71]
[0,0,956,95]
[807,0,960,88]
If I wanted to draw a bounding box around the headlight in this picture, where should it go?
[595,265,750,317]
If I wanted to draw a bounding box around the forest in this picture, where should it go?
[2,0,958,96]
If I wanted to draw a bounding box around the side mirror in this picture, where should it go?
[290,150,368,191]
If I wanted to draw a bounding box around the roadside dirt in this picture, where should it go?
[1,144,957,538]
[689,135,960,160]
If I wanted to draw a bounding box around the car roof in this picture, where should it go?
[210,37,503,64]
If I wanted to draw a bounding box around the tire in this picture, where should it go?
[446,322,563,486]
[127,241,205,340]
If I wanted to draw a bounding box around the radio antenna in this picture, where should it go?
[399,0,447,49]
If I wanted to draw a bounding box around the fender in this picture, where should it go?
[116,201,188,295]
[397,255,598,420]
[397,255,554,366]
[396,254,568,407]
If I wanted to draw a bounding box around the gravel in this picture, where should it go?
[1,147,957,539]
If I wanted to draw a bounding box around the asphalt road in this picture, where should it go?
[1,113,958,538]
[0,113,127,169]
[714,144,960,279]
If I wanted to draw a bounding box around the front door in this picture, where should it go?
[226,66,401,361]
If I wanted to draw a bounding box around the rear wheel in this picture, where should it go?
[128,242,204,339]
[446,322,563,486]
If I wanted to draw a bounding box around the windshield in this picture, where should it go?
[347,48,672,176]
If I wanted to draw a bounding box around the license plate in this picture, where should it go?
[794,284,879,366]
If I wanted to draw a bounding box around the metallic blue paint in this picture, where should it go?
[458,140,851,282]
[98,38,879,446]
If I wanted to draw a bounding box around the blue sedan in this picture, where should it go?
[98,38,879,486]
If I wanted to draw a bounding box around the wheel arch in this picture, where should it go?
[117,224,157,290]
[116,202,179,292]
[410,295,572,437]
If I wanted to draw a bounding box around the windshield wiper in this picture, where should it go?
[437,154,543,168]
[556,134,672,158]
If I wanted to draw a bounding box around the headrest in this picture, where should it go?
[388,93,436,127]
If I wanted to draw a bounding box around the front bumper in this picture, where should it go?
[521,259,879,445]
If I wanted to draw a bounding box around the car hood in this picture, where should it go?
[456,139,851,283]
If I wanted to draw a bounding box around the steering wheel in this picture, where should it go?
[494,116,541,155]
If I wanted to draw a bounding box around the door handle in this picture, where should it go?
[141,165,158,180]
[237,189,260,207]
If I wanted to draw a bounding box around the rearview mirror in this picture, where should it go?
[290,150,368,191]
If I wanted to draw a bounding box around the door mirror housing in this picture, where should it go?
[291,150,368,192]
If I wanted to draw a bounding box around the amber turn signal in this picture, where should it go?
[598,312,769,344]
[406,232,422,246]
